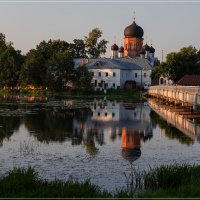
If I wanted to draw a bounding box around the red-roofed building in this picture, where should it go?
[176,75,200,86]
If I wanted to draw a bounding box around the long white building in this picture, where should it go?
[74,17,159,90]
[86,57,152,89]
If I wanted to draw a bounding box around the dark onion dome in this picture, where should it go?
[139,48,145,55]
[118,46,124,53]
[143,43,151,51]
[111,43,119,51]
[122,148,141,164]
[149,45,155,53]
[124,20,144,38]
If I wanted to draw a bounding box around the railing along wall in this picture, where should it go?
[148,86,200,106]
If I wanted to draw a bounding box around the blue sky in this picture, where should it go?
[0,1,199,61]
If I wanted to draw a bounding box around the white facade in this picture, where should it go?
[86,57,153,90]
[159,75,174,86]
[120,69,151,88]
[90,68,121,89]
[90,68,152,90]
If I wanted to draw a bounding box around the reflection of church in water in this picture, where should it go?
[73,99,153,162]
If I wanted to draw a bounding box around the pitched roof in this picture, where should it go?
[177,75,200,86]
[86,57,152,70]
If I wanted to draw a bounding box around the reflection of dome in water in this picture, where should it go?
[122,147,141,163]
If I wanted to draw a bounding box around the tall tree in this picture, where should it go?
[20,39,74,90]
[74,65,93,90]
[0,33,24,88]
[46,51,74,91]
[151,46,200,82]
[0,33,7,53]
[73,39,86,58]
[20,49,46,87]
[84,28,108,58]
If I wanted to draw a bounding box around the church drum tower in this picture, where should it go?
[124,18,144,57]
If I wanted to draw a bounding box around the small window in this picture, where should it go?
[106,72,108,77]
[99,72,101,77]
[112,113,115,117]
[98,112,100,116]
[136,43,140,50]
[105,112,107,116]
[113,83,115,88]
[144,73,146,78]
[135,73,137,78]
[94,80,97,87]
[113,72,116,77]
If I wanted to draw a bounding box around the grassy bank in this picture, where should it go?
[0,167,127,198]
[1,164,200,198]
[0,88,143,100]
[140,164,200,198]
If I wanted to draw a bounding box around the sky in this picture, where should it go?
[0,1,200,61]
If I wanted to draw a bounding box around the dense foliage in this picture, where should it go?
[0,167,129,198]
[84,28,108,58]
[151,46,200,82]
[0,33,24,88]
[0,29,108,91]
[2,165,200,198]
[141,164,200,198]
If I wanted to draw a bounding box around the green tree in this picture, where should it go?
[20,50,46,87]
[20,39,74,89]
[84,28,108,58]
[0,33,7,53]
[75,65,93,90]
[0,33,24,88]
[151,46,200,82]
[73,39,86,58]
[46,51,74,91]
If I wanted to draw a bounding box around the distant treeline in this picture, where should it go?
[0,28,108,91]
[151,46,200,82]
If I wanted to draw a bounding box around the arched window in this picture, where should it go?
[136,43,140,50]
[160,78,164,85]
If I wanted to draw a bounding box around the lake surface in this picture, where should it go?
[0,96,200,192]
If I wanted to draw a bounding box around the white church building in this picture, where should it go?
[86,57,153,89]
[75,17,159,90]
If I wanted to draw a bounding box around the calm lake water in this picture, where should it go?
[0,96,200,192]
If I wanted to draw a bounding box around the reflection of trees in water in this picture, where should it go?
[23,109,74,143]
[72,109,105,156]
[0,116,21,146]
[83,129,99,156]
[150,111,194,145]
[23,107,105,157]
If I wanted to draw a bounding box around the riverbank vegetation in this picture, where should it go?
[0,30,108,93]
[151,46,200,82]
[0,88,142,100]
[140,164,200,198]
[0,167,126,198]
[1,164,200,198]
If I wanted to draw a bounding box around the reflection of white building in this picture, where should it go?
[87,99,153,136]
[91,99,120,122]
[72,100,154,157]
